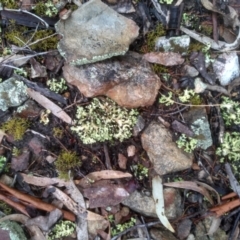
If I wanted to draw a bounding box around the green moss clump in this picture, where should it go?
[4,20,58,51]
[188,41,206,54]
[0,201,12,215]
[33,1,58,17]
[1,117,30,140]
[146,23,166,52]
[0,0,18,8]
[55,151,81,179]
[152,64,169,75]
[52,127,64,139]
[200,24,213,36]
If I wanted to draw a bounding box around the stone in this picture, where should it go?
[195,216,228,240]
[155,35,190,54]
[150,228,178,240]
[183,65,199,77]
[55,0,139,66]
[122,188,182,219]
[213,51,240,86]
[141,122,193,175]
[63,52,161,108]
[183,108,212,150]
[0,77,28,111]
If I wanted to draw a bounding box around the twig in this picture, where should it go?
[103,144,112,170]
[180,26,240,51]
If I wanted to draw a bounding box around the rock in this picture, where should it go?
[213,52,240,86]
[63,52,161,108]
[0,77,28,111]
[150,228,178,240]
[155,35,190,54]
[16,100,41,118]
[183,65,199,77]
[141,122,193,175]
[183,108,212,150]
[55,0,139,65]
[195,216,228,240]
[122,188,182,219]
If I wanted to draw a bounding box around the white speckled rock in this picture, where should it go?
[55,0,139,65]
[213,52,240,86]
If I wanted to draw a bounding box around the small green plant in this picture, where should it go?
[0,201,12,215]
[48,220,76,240]
[71,98,139,144]
[1,117,30,140]
[131,164,148,180]
[178,89,195,103]
[111,217,136,236]
[12,147,22,157]
[220,97,240,126]
[46,78,68,94]
[182,13,198,28]
[55,151,81,179]
[176,134,198,153]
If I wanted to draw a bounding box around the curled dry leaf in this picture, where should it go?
[27,88,72,124]
[143,52,184,66]
[77,170,132,188]
[164,181,214,205]
[152,175,175,232]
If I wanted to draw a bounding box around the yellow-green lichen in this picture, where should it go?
[55,151,81,179]
[1,117,30,140]
[52,127,64,139]
[71,98,139,144]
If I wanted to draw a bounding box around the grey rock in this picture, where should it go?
[183,108,212,150]
[0,77,28,111]
[195,216,227,240]
[55,0,139,66]
[122,188,182,219]
[141,122,193,175]
[63,52,161,108]
[155,35,190,54]
[213,51,240,86]
[183,65,199,77]
[150,228,178,240]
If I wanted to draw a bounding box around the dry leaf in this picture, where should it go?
[152,175,175,232]
[27,88,72,124]
[144,52,184,66]
[164,181,214,205]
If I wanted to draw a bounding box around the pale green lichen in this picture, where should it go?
[71,98,139,144]
[0,220,27,240]
[176,134,198,153]
[48,220,76,240]
[220,97,240,126]
[46,78,67,94]
[159,0,173,4]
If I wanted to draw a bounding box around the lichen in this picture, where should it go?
[71,97,139,144]
[1,117,30,140]
[54,151,81,179]
[46,78,68,94]
[48,220,76,240]
[33,1,58,17]
[0,220,27,240]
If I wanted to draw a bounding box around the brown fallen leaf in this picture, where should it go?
[27,88,72,124]
[143,52,184,66]
[164,181,214,205]
[83,184,129,208]
[77,170,132,188]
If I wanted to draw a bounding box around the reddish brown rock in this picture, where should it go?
[63,52,161,108]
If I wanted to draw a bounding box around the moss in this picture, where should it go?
[52,127,64,139]
[152,64,169,75]
[1,117,30,141]
[188,41,206,53]
[33,1,58,17]
[4,21,58,51]
[55,151,81,179]
[0,0,18,9]
[145,23,166,52]
[0,201,12,215]
[200,23,213,36]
